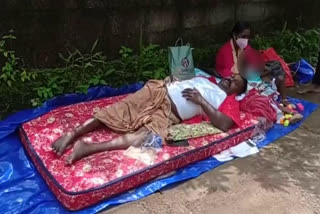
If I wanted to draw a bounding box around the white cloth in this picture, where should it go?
[213,139,259,162]
[166,77,227,120]
[235,93,246,101]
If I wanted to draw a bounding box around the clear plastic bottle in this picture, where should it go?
[140,132,162,151]
[124,132,162,165]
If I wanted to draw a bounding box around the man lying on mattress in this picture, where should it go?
[52,74,248,164]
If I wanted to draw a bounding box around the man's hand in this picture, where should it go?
[182,88,204,105]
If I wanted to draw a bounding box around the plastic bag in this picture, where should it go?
[255,117,274,132]
[250,126,266,144]
[289,59,315,84]
[231,119,269,156]
[168,38,195,80]
[213,123,266,161]
[213,117,272,161]
[140,132,162,150]
[124,132,162,165]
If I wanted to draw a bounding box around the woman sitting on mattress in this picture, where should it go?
[215,21,251,78]
[52,75,248,164]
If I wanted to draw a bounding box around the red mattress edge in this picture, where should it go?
[19,124,257,210]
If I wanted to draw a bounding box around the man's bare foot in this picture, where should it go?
[297,84,320,94]
[51,132,74,157]
[66,141,94,165]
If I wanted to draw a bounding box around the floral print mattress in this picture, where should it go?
[19,94,260,210]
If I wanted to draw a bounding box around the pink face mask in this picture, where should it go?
[236,38,248,50]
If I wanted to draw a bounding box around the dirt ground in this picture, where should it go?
[105,89,320,214]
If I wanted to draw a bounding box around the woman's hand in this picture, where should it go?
[182,88,204,105]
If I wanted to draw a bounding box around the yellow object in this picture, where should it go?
[285,114,293,119]
[284,120,290,127]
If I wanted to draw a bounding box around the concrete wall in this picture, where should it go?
[1,0,320,67]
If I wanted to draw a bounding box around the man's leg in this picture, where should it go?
[52,118,103,156]
[66,127,148,164]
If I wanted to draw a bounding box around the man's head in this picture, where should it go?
[218,74,248,95]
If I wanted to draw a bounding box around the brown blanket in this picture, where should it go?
[94,80,179,139]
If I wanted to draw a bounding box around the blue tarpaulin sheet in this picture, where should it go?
[0,84,318,214]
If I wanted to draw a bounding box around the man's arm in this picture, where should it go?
[199,98,234,132]
[182,88,234,132]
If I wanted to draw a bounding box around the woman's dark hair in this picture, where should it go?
[231,21,250,37]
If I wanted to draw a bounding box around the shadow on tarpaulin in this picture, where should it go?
[0,83,318,214]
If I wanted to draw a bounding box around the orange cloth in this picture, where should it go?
[94,80,178,139]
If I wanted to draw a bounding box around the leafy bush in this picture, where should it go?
[251,26,320,65]
[1,26,320,120]
[29,42,169,107]
[0,30,37,86]
[193,42,221,68]
[0,34,171,114]
[0,31,38,119]
[138,44,168,80]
